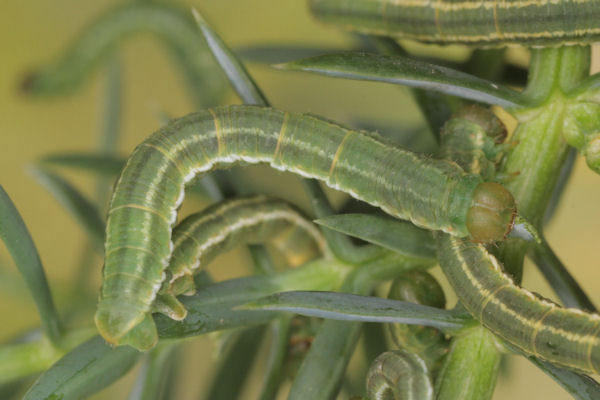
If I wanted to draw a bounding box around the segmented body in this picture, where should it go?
[366,350,434,400]
[439,105,507,179]
[95,105,514,349]
[437,105,600,374]
[21,3,225,106]
[437,235,600,374]
[163,195,327,297]
[309,0,600,46]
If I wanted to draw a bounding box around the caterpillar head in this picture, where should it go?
[466,182,517,243]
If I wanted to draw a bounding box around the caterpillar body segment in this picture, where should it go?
[162,195,327,298]
[439,105,507,180]
[436,234,600,374]
[21,3,226,106]
[386,271,449,374]
[308,0,600,46]
[96,105,516,349]
[366,350,434,400]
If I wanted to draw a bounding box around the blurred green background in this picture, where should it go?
[1,0,599,398]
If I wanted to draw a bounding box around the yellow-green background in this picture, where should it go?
[1,0,599,398]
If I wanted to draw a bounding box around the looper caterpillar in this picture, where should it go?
[95,105,517,350]
[438,105,507,180]
[152,196,327,322]
[437,235,600,375]
[308,0,600,46]
[436,105,600,374]
[366,350,434,400]
[386,271,449,374]
[21,2,226,106]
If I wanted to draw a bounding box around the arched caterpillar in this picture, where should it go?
[21,2,226,107]
[436,105,600,375]
[101,195,326,349]
[154,196,327,313]
[308,0,600,46]
[366,350,434,400]
[96,105,517,350]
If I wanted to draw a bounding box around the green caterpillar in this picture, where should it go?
[437,235,600,375]
[386,271,449,375]
[366,350,434,400]
[308,0,600,46]
[100,194,326,349]
[21,2,226,107]
[436,105,600,375]
[153,196,327,317]
[438,105,507,180]
[96,105,517,350]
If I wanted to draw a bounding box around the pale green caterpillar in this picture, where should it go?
[386,271,449,375]
[152,195,327,321]
[96,105,517,350]
[436,105,600,375]
[437,235,600,375]
[438,105,507,180]
[308,0,600,46]
[21,2,226,107]
[365,350,434,400]
[101,194,326,349]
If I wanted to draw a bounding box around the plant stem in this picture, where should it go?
[498,46,590,281]
[435,326,501,400]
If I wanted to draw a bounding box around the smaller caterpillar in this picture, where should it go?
[439,105,507,180]
[366,350,434,400]
[21,2,226,107]
[308,0,600,46]
[157,196,327,310]
[386,271,449,375]
[99,195,326,349]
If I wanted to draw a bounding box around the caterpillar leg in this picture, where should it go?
[153,293,187,320]
[167,273,196,296]
[117,314,159,351]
